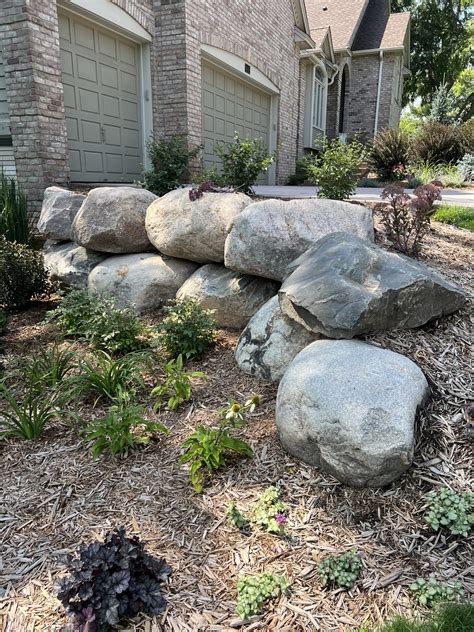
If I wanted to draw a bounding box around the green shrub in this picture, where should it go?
[410,121,461,165]
[457,153,474,182]
[409,577,464,608]
[375,602,474,632]
[457,119,474,156]
[0,310,7,334]
[140,134,201,196]
[85,402,168,459]
[0,237,50,309]
[0,172,30,244]
[46,289,147,354]
[424,487,473,537]
[433,205,474,231]
[151,354,206,412]
[236,573,289,620]
[369,129,410,181]
[318,550,362,590]
[287,154,317,185]
[71,351,150,405]
[179,396,259,492]
[0,384,62,440]
[158,299,215,359]
[306,139,365,200]
[215,133,275,194]
[252,486,288,535]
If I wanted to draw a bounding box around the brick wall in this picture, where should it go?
[346,54,379,141]
[0,0,69,217]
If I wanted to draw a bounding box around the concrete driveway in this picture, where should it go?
[253,185,474,207]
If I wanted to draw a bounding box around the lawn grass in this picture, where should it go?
[432,205,474,231]
[373,602,474,632]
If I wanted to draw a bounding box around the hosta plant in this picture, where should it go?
[227,502,250,532]
[157,299,216,359]
[179,395,260,492]
[424,487,473,537]
[318,550,362,590]
[409,577,464,608]
[252,486,288,535]
[85,402,168,459]
[236,572,289,620]
[57,526,172,631]
[151,354,206,412]
[0,385,62,440]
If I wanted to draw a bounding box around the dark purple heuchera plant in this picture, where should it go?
[57,527,171,632]
[375,181,443,256]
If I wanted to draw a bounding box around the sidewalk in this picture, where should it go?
[253,185,474,207]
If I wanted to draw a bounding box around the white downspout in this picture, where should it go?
[374,50,384,136]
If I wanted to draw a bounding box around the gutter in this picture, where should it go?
[374,50,384,136]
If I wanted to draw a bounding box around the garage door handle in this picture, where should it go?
[101,126,106,143]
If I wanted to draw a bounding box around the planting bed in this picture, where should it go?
[0,221,473,631]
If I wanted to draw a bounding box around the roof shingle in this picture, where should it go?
[305,0,369,50]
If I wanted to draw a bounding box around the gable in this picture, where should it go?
[305,0,369,50]
[291,0,311,34]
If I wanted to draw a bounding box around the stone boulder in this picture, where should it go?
[276,339,429,487]
[224,198,374,281]
[88,253,198,312]
[176,264,279,329]
[72,187,157,253]
[280,232,466,338]
[145,188,252,263]
[37,187,86,241]
[44,242,106,289]
[235,296,319,382]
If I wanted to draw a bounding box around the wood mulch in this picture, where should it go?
[0,221,473,632]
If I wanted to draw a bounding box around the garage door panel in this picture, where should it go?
[60,12,142,183]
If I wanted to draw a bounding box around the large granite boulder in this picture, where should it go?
[72,187,157,253]
[224,198,374,281]
[235,296,319,382]
[88,253,198,312]
[280,232,466,338]
[145,188,252,263]
[276,339,429,487]
[37,187,86,241]
[176,264,279,329]
[44,242,106,289]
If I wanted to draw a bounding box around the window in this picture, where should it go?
[312,65,327,133]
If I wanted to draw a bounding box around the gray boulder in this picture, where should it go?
[145,188,252,263]
[235,296,319,382]
[88,253,198,312]
[280,232,466,338]
[276,339,429,487]
[224,198,374,281]
[176,264,279,329]
[44,242,106,289]
[72,187,157,253]
[37,187,86,241]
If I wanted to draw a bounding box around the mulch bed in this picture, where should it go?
[0,221,473,631]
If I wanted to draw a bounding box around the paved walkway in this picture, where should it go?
[253,185,474,207]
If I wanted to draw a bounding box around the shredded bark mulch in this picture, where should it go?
[0,221,472,631]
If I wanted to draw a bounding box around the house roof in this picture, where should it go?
[352,0,410,51]
[305,0,369,50]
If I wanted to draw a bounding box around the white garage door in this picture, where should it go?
[202,62,271,183]
[59,12,143,183]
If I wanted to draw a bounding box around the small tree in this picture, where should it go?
[306,139,365,200]
[430,83,459,126]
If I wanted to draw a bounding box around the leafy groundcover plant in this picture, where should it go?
[180,395,260,492]
[57,526,172,631]
[252,486,288,535]
[424,487,473,537]
[236,573,289,620]
[318,550,362,590]
[151,354,206,412]
[46,289,147,354]
[409,577,464,608]
[157,299,216,359]
[85,401,168,459]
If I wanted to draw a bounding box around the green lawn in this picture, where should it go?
[433,205,474,231]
